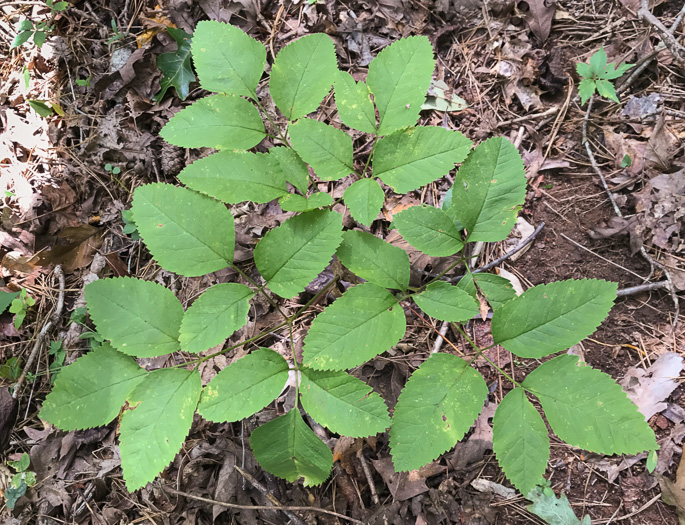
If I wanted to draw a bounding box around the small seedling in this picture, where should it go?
[10,0,67,50]
[577,47,633,104]
[104,163,121,176]
[48,340,65,383]
[621,153,632,168]
[121,209,141,240]
[9,289,35,330]
[107,19,128,46]
[75,76,91,87]
[0,357,22,381]
[5,453,36,510]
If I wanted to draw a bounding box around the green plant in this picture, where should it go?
[577,47,633,104]
[121,209,140,240]
[104,163,121,176]
[4,453,36,509]
[106,19,128,46]
[40,22,656,495]
[10,0,67,50]
[9,289,35,330]
[153,27,195,103]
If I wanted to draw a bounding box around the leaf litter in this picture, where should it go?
[0,0,684,523]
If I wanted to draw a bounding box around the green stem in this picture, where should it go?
[230,263,289,320]
[361,136,378,177]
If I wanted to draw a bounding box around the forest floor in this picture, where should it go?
[1,0,684,523]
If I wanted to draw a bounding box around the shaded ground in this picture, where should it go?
[1,0,684,523]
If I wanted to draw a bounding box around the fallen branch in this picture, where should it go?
[638,0,685,64]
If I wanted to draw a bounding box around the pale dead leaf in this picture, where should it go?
[521,0,556,42]
[620,352,683,421]
[372,456,444,501]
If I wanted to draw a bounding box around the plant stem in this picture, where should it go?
[229,263,289,320]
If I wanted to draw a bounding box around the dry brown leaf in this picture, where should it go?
[372,456,444,501]
[620,352,683,420]
[660,454,685,523]
[521,0,556,42]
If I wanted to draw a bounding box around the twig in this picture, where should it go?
[581,97,680,327]
[616,281,672,297]
[357,450,380,506]
[432,321,450,353]
[638,0,685,64]
[595,492,662,524]
[166,482,365,524]
[13,265,65,399]
[233,466,306,525]
[446,222,546,283]
[560,233,647,281]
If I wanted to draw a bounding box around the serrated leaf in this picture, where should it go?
[159,94,265,150]
[269,147,309,193]
[132,183,235,276]
[179,283,253,354]
[578,78,596,105]
[302,283,406,370]
[367,36,435,135]
[491,279,617,359]
[523,355,657,455]
[589,47,607,77]
[457,273,517,310]
[300,367,390,436]
[191,20,265,99]
[393,205,464,256]
[279,192,333,212]
[413,281,479,322]
[527,486,591,525]
[85,278,183,357]
[493,388,549,495]
[575,62,592,78]
[373,127,472,193]
[251,408,333,486]
[336,230,410,290]
[270,34,338,121]
[198,348,289,422]
[255,210,343,298]
[178,151,288,204]
[0,291,19,315]
[390,353,487,471]
[40,343,147,431]
[343,178,385,227]
[449,137,526,242]
[120,368,202,491]
[153,27,195,103]
[289,118,355,181]
[334,71,377,133]
[595,79,619,103]
[604,62,633,79]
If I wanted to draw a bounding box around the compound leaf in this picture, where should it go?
[85,277,183,358]
[492,387,549,495]
[413,281,479,322]
[343,178,385,227]
[179,283,253,354]
[178,151,288,204]
[40,343,146,431]
[160,94,265,150]
[523,355,657,455]
[334,71,377,133]
[270,34,338,121]
[302,283,406,370]
[153,27,195,103]
[198,348,289,423]
[300,367,390,437]
[457,273,517,310]
[449,137,526,242]
[132,183,235,276]
[491,279,617,359]
[191,20,265,99]
[251,408,333,486]
[367,36,435,135]
[269,147,310,193]
[336,230,410,290]
[255,210,343,298]
[393,205,464,256]
[595,79,619,103]
[279,192,333,212]
[373,127,472,193]
[390,353,487,471]
[120,368,202,491]
[290,118,355,181]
